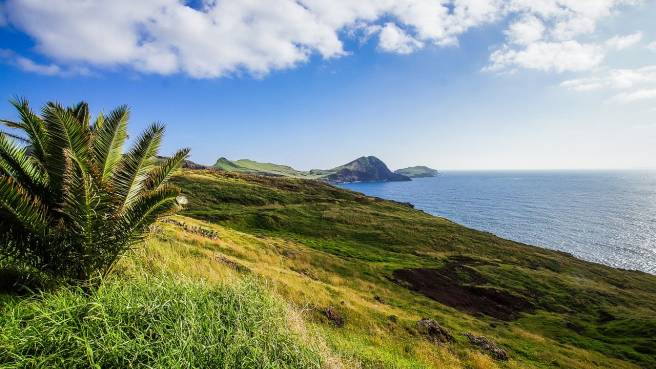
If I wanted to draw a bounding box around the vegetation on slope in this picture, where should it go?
[2,161,655,368]
[213,156,410,183]
[394,166,439,178]
[0,275,326,368]
[214,157,310,178]
[0,99,188,284]
[171,169,656,369]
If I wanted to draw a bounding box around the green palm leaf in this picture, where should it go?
[92,105,129,181]
[5,98,48,163]
[0,99,189,285]
[145,148,190,191]
[0,175,48,235]
[41,103,91,194]
[112,123,164,211]
[0,133,47,194]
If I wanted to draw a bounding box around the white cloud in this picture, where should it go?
[612,88,656,103]
[606,32,643,50]
[377,23,423,54]
[648,41,656,51]
[0,48,88,76]
[0,0,645,78]
[505,15,545,45]
[487,41,604,73]
[562,65,656,104]
[562,66,656,91]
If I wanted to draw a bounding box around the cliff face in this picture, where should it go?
[323,156,411,183]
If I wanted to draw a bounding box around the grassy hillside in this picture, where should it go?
[2,169,655,368]
[394,166,439,178]
[213,157,315,178]
[211,156,410,183]
[171,169,656,369]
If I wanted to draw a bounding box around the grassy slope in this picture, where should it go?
[2,169,655,368]
[394,166,438,178]
[170,169,656,369]
[214,158,319,178]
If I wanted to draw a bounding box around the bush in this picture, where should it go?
[0,99,189,284]
[0,276,323,368]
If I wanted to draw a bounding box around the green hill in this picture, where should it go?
[323,156,410,183]
[213,156,410,183]
[169,170,656,369]
[3,169,655,369]
[213,157,308,177]
[395,166,439,178]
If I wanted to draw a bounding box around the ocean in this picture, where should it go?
[340,171,656,274]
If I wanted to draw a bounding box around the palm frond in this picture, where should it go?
[69,101,90,127]
[0,175,48,235]
[91,111,105,132]
[0,129,30,144]
[41,102,91,193]
[112,123,164,211]
[119,185,179,243]
[92,105,129,181]
[0,133,47,194]
[145,148,190,191]
[8,98,48,163]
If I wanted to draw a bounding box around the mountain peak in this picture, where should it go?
[327,156,410,183]
[211,155,410,183]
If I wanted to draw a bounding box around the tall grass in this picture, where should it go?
[0,276,323,368]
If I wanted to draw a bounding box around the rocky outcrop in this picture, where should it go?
[322,156,411,183]
[464,333,509,361]
[417,318,454,344]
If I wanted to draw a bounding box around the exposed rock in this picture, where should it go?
[215,255,250,273]
[324,306,345,327]
[417,318,454,344]
[162,219,220,240]
[464,333,509,361]
[322,156,411,184]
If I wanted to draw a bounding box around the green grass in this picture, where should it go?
[213,158,319,178]
[0,275,324,369]
[170,170,656,369]
[2,168,655,369]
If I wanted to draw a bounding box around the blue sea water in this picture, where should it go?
[340,171,656,274]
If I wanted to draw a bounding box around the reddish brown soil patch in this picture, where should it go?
[393,257,533,320]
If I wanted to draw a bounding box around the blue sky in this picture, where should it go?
[1,0,656,170]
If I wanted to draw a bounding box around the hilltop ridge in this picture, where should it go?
[212,155,410,183]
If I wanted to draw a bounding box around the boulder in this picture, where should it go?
[417,318,454,344]
[464,333,508,361]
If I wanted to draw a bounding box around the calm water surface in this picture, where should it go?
[340,171,656,274]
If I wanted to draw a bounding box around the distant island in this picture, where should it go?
[213,155,411,184]
[394,165,439,178]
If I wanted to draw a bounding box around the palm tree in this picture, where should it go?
[0,98,189,284]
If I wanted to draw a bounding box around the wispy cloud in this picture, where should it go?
[0,49,89,76]
[562,65,656,104]
[0,0,646,78]
[611,88,656,104]
[606,32,643,50]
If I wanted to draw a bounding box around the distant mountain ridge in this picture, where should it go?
[212,156,411,183]
[394,165,439,178]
